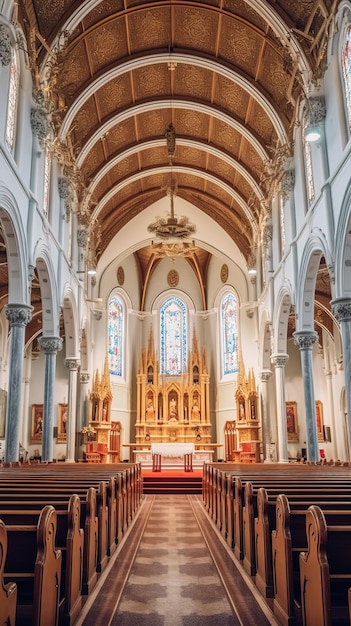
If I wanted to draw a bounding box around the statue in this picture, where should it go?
[169,397,178,421]
[191,398,200,421]
[146,397,155,420]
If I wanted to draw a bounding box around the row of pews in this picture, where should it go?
[0,461,143,626]
[203,462,351,626]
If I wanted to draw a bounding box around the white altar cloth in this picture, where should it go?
[151,443,195,457]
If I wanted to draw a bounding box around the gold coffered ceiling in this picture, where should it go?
[18,0,337,274]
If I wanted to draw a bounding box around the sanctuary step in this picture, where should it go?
[142,470,203,494]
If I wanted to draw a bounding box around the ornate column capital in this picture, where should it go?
[280,169,295,201]
[331,297,351,323]
[65,358,81,371]
[293,330,318,350]
[5,304,32,327]
[260,369,272,382]
[58,177,70,199]
[80,371,90,384]
[30,107,49,145]
[77,229,88,249]
[0,24,11,66]
[308,97,326,126]
[39,336,63,354]
[271,353,289,368]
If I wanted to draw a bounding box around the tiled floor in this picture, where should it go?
[75,495,280,626]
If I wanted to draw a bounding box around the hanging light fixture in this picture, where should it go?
[147,124,197,244]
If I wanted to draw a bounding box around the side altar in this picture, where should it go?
[134,329,213,464]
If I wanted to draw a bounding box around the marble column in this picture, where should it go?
[39,337,63,462]
[77,371,90,460]
[65,358,80,463]
[293,330,319,461]
[271,354,289,462]
[259,369,273,461]
[331,298,351,459]
[4,304,32,463]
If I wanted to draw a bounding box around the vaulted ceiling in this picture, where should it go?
[2,1,339,344]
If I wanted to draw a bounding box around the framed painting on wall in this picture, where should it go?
[57,403,68,443]
[0,389,6,438]
[31,404,43,443]
[286,401,299,442]
[315,400,324,442]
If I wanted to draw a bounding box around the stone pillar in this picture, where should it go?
[77,372,90,460]
[259,369,273,461]
[293,330,319,461]
[331,298,351,459]
[4,304,32,462]
[39,337,63,462]
[271,354,289,462]
[65,358,80,463]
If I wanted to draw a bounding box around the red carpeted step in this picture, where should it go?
[142,469,203,494]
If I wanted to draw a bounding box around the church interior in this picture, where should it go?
[1,0,351,624]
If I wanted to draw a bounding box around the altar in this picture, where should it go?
[130,443,215,468]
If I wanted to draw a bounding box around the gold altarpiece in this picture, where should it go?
[225,364,261,462]
[86,357,121,462]
[136,330,211,447]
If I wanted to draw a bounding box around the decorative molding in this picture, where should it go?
[167,269,179,288]
[117,266,124,286]
[220,264,228,283]
[280,169,295,201]
[30,107,49,144]
[0,24,11,66]
[77,229,88,249]
[307,97,326,126]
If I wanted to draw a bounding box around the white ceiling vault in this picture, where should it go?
[1,0,337,341]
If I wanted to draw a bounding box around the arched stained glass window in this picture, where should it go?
[160,297,187,375]
[221,292,238,375]
[342,24,351,132]
[43,143,51,217]
[303,114,315,204]
[5,46,19,152]
[108,295,123,376]
[279,193,286,258]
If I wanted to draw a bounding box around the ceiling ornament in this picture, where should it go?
[151,241,198,259]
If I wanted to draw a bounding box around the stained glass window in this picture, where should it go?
[221,292,238,375]
[5,46,19,152]
[43,143,51,217]
[279,193,286,257]
[342,24,351,132]
[303,115,315,204]
[108,295,123,376]
[160,297,187,375]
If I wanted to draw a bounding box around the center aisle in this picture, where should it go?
[75,495,279,626]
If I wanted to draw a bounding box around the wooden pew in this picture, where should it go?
[299,504,351,626]
[3,505,61,626]
[0,519,17,626]
[1,495,83,626]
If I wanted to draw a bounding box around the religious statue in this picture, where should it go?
[146,397,155,420]
[169,396,178,421]
[191,398,200,421]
